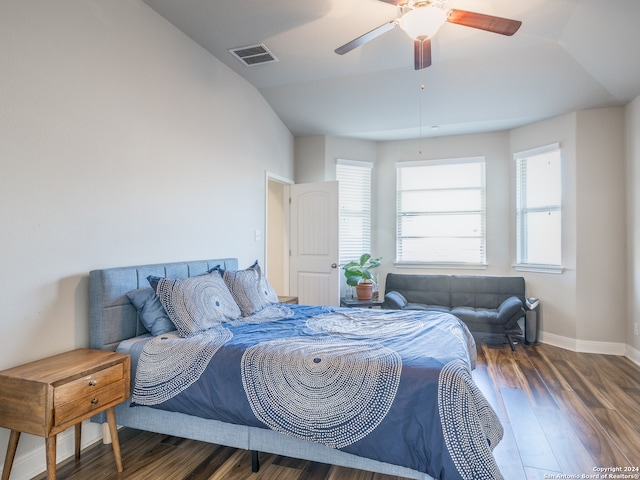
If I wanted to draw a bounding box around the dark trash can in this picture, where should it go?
[524,298,540,345]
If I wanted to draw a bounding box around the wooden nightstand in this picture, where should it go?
[278,295,298,304]
[0,348,130,480]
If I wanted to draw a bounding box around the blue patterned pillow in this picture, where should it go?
[223,261,279,316]
[148,270,241,337]
[126,287,176,336]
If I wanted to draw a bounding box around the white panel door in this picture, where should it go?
[290,181,339,306]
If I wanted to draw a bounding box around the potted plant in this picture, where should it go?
[343,253,382,301]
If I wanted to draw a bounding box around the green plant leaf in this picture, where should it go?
[342,253,381,285]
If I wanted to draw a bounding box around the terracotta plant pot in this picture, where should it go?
[355,282,373,301]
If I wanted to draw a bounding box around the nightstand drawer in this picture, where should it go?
[55,378,127,427]
[54,363,124,406]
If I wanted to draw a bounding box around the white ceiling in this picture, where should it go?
[143,0,640,141]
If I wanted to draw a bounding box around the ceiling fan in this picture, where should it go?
[335,0,522,69]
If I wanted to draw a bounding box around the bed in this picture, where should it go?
[89,257,504,480]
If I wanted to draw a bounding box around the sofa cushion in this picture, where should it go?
[450,275,525,309]
[384,273,451,307]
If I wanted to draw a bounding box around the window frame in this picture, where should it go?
[395,156,487,268]
[514,143,563,274]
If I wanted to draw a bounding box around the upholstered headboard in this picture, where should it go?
[89,258,238,351]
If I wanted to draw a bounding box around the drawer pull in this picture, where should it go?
[88,380,97,386]
[91,398,99,404]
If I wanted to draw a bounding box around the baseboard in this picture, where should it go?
[6,420,103,480]
[626,344,640,366]
[540,331,629,356]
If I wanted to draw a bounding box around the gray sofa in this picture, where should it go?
[382,273,526,347]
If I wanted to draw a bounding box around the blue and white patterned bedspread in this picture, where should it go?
[128,305,503,480]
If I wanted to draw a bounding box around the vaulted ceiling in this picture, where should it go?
[143,0,640,141]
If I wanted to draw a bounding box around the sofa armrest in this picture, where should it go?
[497,296,525,320]
[382,291,408,310]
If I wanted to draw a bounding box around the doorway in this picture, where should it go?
[265,173,292,296]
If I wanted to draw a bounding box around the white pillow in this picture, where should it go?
[222,261,278,316]
[149,270,241,337]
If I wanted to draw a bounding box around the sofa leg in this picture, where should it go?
[506,333,517,351]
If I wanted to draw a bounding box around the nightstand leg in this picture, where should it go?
[105,407,123,472]
[74,423,82,460]
[1,430,20,480]
[45,436,56,480]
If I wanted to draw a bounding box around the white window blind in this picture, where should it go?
[396,157,486,265]
[337,159,372,265]
[515,144,562,269]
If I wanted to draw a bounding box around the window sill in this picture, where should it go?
[512,263,564,274]
[394,262,488,270]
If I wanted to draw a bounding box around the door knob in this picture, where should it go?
[331,263,337,268]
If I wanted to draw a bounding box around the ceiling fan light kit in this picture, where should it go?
[335,0,522,70]
[399,6,446,40]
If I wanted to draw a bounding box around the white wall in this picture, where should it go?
[294,136,326,184]
[575,108,626,346]
[627,96,640,360]
[294,135,378,184]
[0,1,293,477]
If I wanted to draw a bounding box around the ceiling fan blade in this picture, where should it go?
[414,38,432,70]
[447,9,522,36]
[335,20,398,55]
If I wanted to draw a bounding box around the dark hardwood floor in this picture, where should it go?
[34,341,640,480]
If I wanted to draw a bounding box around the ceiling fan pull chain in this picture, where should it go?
[418,65,425,155]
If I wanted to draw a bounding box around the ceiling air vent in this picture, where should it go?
[229,44,278,66]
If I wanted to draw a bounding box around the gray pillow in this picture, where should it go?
[223,261,278,316]
[148,270,241,337]
[382,291,408,310]
[126,287,176,336]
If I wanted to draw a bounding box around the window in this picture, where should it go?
[515,143,562,271]
[396,157,486,265]
[337,159,372,265]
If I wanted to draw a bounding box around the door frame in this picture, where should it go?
[265,171,293,295]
